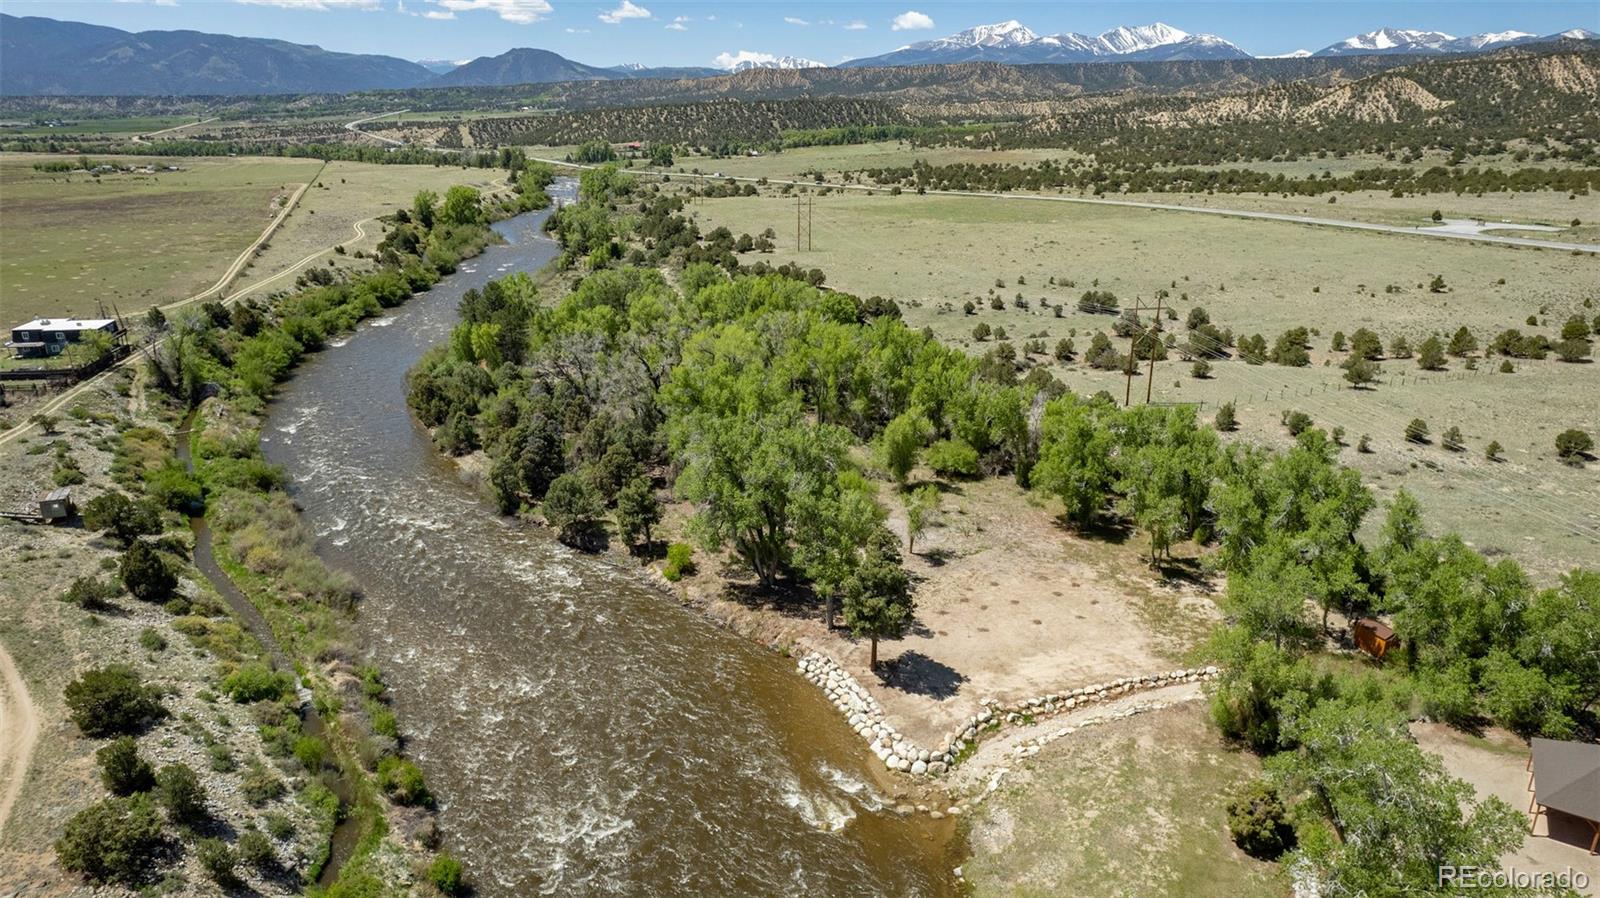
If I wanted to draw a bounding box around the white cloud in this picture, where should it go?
[236,0,380,10]
[890,10,933,31]
[783,16,807,26]
[423,9,454,18]
[665,15,688,30]
[565,25,589,32]
[844,20,866,30]
[712,49,773,69]
[427,0,551,23]
[597,0,649,24]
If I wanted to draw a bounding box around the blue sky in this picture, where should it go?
[4,1,1595,67]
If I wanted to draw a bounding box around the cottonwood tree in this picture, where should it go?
[1271,697,1524,896]
[676,415,848,591]
[1031,397,1116,528]
[880,411,930,485]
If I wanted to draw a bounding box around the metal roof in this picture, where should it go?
[42,487,73,502]
[11,318,116,332]
[1532,737,1600,822]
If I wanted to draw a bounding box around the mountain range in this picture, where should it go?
[0,13,1594,96]
[843,20,1598,67]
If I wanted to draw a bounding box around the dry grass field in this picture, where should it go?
[230,159,506,301]
[584,139,1599,243]
[0,154,511,321]
[684,188,1600,580]
[962,702,1283,898]
[0,153,322,318]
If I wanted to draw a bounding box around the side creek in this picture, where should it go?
[251,187,963,897]
[176,409,360,886]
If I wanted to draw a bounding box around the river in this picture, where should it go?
[260,186,959,897]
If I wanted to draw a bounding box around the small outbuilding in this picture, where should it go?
[38,487,76,522]
[1527,737,1600,854]
[1352,617,1397,660]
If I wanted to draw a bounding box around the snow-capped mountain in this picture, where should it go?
[609,62,649,72]
[840,19,1595,68]
[1318,28,1455,55]
[843,21,1248,66]
[1312,27,1569,56]
[726,55,828,73]
[1443,30,1535,50]
[929,19,1041,50]
[1097,22,1191,55]
[416,58,466,74]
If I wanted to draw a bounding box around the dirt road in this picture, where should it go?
[0,641,39,839]
[0,166,324,450]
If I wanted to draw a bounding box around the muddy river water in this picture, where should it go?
[260,186,959,897]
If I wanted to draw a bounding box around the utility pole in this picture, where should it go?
[1122,298,1151,407]
[796,193,813,251]
[1145,293,1163,404]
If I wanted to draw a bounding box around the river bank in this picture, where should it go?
[0,172,533,896]
[259,194,964,897]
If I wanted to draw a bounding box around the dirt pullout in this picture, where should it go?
[667,473,1219,753]
[0,640,39,839]
[1412,723,1600,881]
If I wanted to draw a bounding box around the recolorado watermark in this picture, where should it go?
[1439,866,1590,891]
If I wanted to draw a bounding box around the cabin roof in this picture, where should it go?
[1531,738,1600,823]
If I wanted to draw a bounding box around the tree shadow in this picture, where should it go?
[915,547,955,567]
[878,650,967,701]
[722,576,823,622]
[1074,516,1133,545]
[1153,555,1214,591]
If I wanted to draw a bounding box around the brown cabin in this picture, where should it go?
[1353,617,1397,660]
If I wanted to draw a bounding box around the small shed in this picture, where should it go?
[38,487,75,522]
[1353,618,1397,660]
[1528,737,1600,854]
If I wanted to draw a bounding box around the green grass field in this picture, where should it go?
[686,187,1600,580]
[0,153,323,318]
[0,115,204,138]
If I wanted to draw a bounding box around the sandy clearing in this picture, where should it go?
[1412,723,1600,881]
[838,476,1213,747]
[0,640,39,840]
